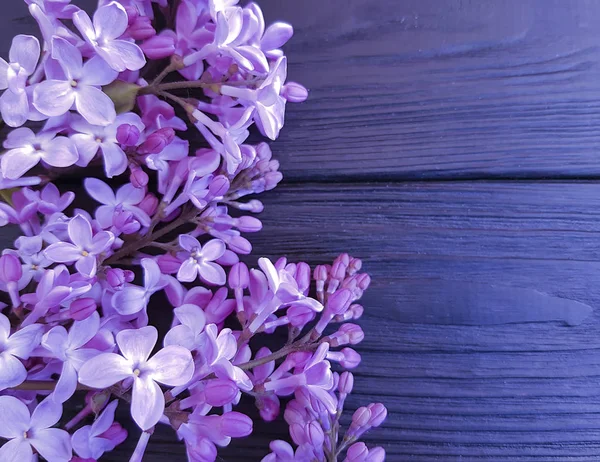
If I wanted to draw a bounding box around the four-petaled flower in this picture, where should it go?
[177,235,227,285]
[33,37,118,126]
[73,1,146,72]
[44,214,115,278]
[78,325,194,430]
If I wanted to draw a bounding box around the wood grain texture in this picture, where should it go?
[257,0,600,181]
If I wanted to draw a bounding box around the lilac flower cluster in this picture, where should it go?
[0,0,387,461]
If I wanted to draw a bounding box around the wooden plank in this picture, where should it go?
[254,0,600,180]
[100,181,600,460]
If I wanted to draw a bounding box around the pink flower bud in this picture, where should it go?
[106,268,128,290]
[340,348,361,369]
[351,406,371,428]
[116,124,140,146]
[237,199,264,213]
[338,371,354,395]
[346,442,369,461]
[186,437,216,462]
[69,298,97,320]
[350,304,364,319]
[228,262,249,289]
[257,394,280,422]
[367,403,387,427]
[208,175,230,198]
[221,412,253,437]
[138,128,175,154]
[204,379,239,406]
[314,265,328,282]
[282,82,309,103]
[236,216,262,233]
[138,194,159,216]
[264,171,283,190]
[287,305,315,327]
[340,323,364,344]
[367,447,386,462]
[349,257,362,274]
[295,262,311,294]
[306,421,324,447]
[141,33,176,59]
[129,166,149,189]
[327,288,353,315]
[289,423,306,445]
[128,15,156,40]
[0,254,21,283]
[227,235,252,254]
[123,270,135,282]
[331,259,347,281]
[283,404,305,425]
[356,273,371,290]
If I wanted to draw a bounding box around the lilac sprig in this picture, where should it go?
[0,0,387,461]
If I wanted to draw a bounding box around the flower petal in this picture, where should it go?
[146,345,194,386]
[51,37,82,80]
[10,35,40,73]
[177,258,199,282]
[198,261,226,286]
[163,325,195,350]
[41,136,78,168]
[98,40,146,72]
[91,400,118,437]
[69,214,93,249]
[179,234,200,252]
[33,80,75,117]
[0,354,27,392]
[201,239,226,261]
[71,133,100,167]
[141,258,163,291]
[100,142,127,177]
[111,286,147,315]
[116,326,157,364]
[44,242,81,263]
[30,394,62,430]
[73,10,96,42]
[84,178,115,205]
[71,425,93,459]
[94,2,128,41]
[68,311,100,350]
[80,55,118,86]
[0,90,30,128]
[8,323,43,359]
[174,303,206,334]
[0,396,29,438]
[0,147,40,179]
[78,352,132,388]
[75,85,116,126]
[75,255,97,278]
[115,183,145,205]
[0,438,33,462]
[131,377,164,430]
[29,428,72,462]
[89,231,114,254]
[53,361,78,403]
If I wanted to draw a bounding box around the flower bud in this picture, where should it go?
[229,262,249,289]
[295,262,311,294]
[208,175,230,198]
[124,6,138,24]
[185,437,216,462]
[289,423,306,446]
[257,394,280,422]
[306,421,324,447]
[236,216,262,233]
[351,406,371,428]
[141,34,176,59]
[128,15,156,40]
[282,82,309,103]
[138,194,159,216]
[204,379,239,407]
[367,447,386,462]
[326,288,352,315]
[157,254,182,274]
[338,371,354,395]
[314,265,328,283]
[236,199,264,213]
[283,403,305,425]
[287,305,315,327]
[227,235,252,254]
[69,298,97,320]
[340,323,364,344]
[356,273,371,290]
[99,422,128,446]
[367,403,387,427]
[138,128,175,154]
[346,442,369,461]
[349,257,362,274]
[221,412,253,437]
[350,304,364,320]
[264,171,283,190]
[116,124,140,146]
[106,268,128,290]
[331,258,347,281]
[340,348,361,369]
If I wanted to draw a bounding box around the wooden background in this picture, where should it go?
[6,0,600,460]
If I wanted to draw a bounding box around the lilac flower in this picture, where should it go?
[177,236,227,285]
[22,183,75,215]
[73,2,146,72]
[163,303,207,350]
[0,35,40,127]
[70,112,145,177]
[0,313,43,390]
[44,214,115,278]
[0,395,72,462]
[0,127,78,179]
[84,178,151,228]
[78,325,194,430]
[33,37,118,126]
[71,400,124,459]
[112,258,167,315]
[13,235,52,283]
[41,312,100,403]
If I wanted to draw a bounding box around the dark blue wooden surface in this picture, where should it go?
[6,0,600,460]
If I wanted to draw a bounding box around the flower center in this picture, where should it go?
[31,264,38,270]
[133,368,141,377]
[23,431,29,439]
[95,137,103,144]
[81,250,89,257]
[70,80,78,87]
[191,248,202,261]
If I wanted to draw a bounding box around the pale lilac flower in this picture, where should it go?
[112,258,167,315]
[163,303,206,350]
[84,178,151,228]
[41,312,100,403]
[33,37,118,126]
[44,214,115,278]
[177,236,227,285]
[0,35,40,127]
[13,235,52,283]
[0,395,72,462]
[0,313,43,390]
[178,411,252,449]
[70,112,145,177]
[23,183,74,215]
[78,325,194,430]
[71,400,123,459]
[0,127,78,179]
[73,2,146,72]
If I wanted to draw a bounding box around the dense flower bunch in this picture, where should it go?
[0,0,387,461]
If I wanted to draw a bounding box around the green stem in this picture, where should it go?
[238,341,319,371]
